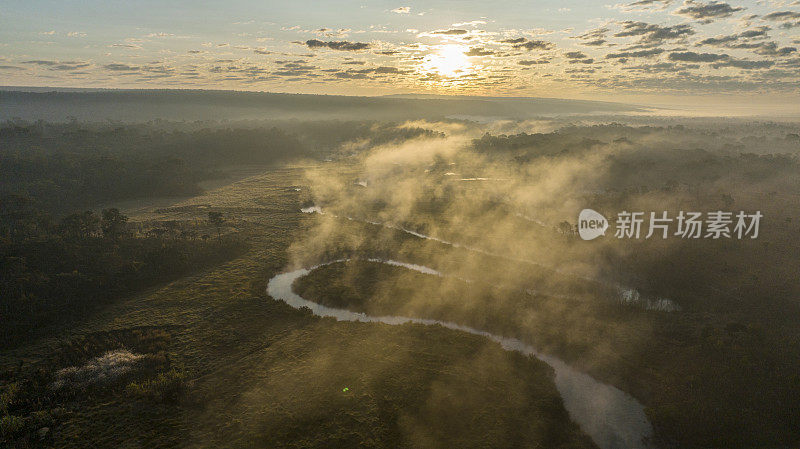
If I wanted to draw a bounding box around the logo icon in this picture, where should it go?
[578,209,609,240]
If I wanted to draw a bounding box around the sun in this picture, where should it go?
[423,44,473,77]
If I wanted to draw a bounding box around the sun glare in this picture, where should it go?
[423,44,473,77]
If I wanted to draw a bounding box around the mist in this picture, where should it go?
[284,115,800,447]
[3,89,800,449]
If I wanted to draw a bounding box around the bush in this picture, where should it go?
[0,381,20,415]
[0,413,26,439]
[125,368,187,403]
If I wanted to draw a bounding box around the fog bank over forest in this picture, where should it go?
[2,87,800,449]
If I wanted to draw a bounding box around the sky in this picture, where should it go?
[1,0,799,106]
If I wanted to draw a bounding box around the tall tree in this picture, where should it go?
[101,208,128,241]
[59,210,99,239]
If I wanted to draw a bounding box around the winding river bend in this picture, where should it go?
[267,259,654,449]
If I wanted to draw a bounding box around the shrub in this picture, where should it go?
[0,414,26,439]
[125,368,187,403]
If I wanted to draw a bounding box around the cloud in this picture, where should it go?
[22,60,59,66]
[751,41,796,56]
[575,27,609,40]
[104,63,140,71]
[565,67,595,74]
[391,7,411,14]
[431,29,468,35]
[518,40,554,50]
[582,39,608,46]
[711,58,774,69]
[762,10,800,28]
[694,27,795,56]
[371,66,411,74]
[453,20,488,27]
[667,50,729,61]
[21,60,91,70]
[612,0,674,11]
[464,47,495,56]
[141,64,175,75]
[564,51,589,59]
[573,27,611,47]
[277,61,317,71]
[738,27,772,38]
[209,62,271,78]
[563,51,595,64]
[273,69,313,77]
[697,26,770,46]
[778,57,800,67]
[315,28,351,38]
[614,21,695,44]
[605,48,666,58]
[305,39,370,51]
[332,71,370,79]
[501,38,554,51]
[110,43,142,49]
[762,10,800,20]
[517,59,550,65]
[673,0,744,23]
[326,65,413,81]
[356,66,410,74]
[620,62,699,72]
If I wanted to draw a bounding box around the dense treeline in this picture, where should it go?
[0,150,206,212]
[0,121,305,212]
[0,120,444,212]
[0,119,442,346]
[473,129,800,193]
[0,119,447,160]
[0,198,246,348]
[473,123,800,156]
